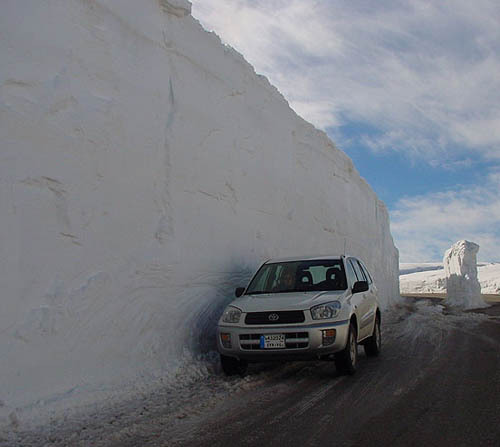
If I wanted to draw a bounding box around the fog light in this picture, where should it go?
[322,329,336,346]
[220,333,232,349]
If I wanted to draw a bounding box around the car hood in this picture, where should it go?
[231,290,348,313]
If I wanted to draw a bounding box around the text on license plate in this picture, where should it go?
[260,334,285,349]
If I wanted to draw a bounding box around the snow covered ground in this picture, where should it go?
[0,0,398,432]
[400,262,500,296]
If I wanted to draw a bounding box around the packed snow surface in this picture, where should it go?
[0,0,398,428]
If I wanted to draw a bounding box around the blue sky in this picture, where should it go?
[191,0,500,263]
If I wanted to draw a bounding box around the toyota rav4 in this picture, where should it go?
[216,255,381,376]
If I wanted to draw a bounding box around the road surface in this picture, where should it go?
[174,301,500,447]
[6,300,500,447]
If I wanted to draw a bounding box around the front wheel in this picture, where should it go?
[220,354,248,376]
[334,322,358,375]
[364,315,381,357]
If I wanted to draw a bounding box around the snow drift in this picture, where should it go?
[400,263,500,295]
[0,0,399,424]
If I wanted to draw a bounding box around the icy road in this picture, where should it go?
[6,300,500,447]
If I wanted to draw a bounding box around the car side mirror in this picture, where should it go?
[235,287,245,297]
[352,281,369,294]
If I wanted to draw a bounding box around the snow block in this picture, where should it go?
[0,0,399,424]
[443,240,487,308]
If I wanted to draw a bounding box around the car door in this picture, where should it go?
[357,260,378,322]
[349,258,374,340]
[345,258,368,340]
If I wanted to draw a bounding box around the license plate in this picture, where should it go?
[260,334,285,349]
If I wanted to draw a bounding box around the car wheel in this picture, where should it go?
[220,354,248,376]
[364,315,381,357]
[334,322,358,375]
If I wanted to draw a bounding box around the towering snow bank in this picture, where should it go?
[443,241,487,308]
[0,0,398,423]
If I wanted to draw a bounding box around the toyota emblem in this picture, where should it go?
[268,313,279,321]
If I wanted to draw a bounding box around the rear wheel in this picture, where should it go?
[364,315,381,357]
[220,354,248,376]
[334,322,358,375]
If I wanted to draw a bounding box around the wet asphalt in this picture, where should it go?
[175,302,500,447]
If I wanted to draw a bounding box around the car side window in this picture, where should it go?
[351,260,365,283]
[355,260,368,282]
[345,259,358,287]
[358,261,373,284]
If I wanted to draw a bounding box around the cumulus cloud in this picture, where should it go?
[191,0,500,162]
[391,170,500,262]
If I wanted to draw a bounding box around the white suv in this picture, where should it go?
[216,255,381,376]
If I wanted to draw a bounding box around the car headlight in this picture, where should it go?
[221,306,242,323]
[310,301,341,320]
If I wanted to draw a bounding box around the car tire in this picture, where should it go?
[364,315,381,357]
[334,322,358,375]
[220,354,248,376]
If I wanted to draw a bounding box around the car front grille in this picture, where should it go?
[244,310,305,325]
[239,332,309,350]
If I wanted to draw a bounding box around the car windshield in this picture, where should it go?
[245,260,347,295]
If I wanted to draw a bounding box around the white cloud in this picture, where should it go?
[391,171,500,262]
[289,99,340,129]
[191,0,500,161]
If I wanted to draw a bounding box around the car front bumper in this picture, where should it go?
[217,319,350,362]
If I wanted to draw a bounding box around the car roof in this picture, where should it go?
[265,254,346,264]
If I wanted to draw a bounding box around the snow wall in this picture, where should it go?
[0,0,399,420]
